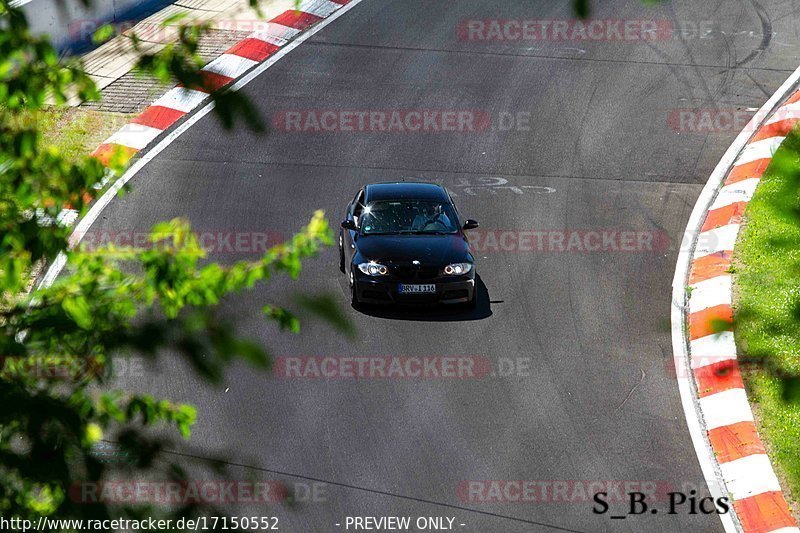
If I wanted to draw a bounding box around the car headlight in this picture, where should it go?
[358,262,389,276]
[444,262,473,275]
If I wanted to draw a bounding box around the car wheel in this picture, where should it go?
[338,232,345,273]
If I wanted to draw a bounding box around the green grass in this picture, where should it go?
[735,124,800,510]
[16,107,132,162]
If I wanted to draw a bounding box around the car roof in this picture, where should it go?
[364,182,449,202]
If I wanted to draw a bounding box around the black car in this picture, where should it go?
[339,182,479,307]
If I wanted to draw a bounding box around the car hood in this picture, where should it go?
[355,233,472,265]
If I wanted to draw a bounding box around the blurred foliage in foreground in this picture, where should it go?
[1,0,345,526]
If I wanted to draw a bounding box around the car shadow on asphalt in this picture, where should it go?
[353,275,493,322]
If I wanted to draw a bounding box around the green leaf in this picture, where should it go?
[84,422,104,446]
[263,305,300,333]
[92,24,116,45]
[62,295,93,329]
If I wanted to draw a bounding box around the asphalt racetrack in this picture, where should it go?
[96,1,800,531]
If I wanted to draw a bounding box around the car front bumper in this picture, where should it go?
[353,274,475,305]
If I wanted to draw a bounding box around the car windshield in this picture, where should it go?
[359,199,459,235]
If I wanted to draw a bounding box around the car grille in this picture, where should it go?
[442,289,469,300]
[391,265,440,280]
[363,290,390,300]
[395,293,439,304]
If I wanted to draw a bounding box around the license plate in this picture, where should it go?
[398,284,436,294]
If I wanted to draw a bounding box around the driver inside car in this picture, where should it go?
[412,203,452,231]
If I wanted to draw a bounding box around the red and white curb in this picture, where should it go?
[56,0,354,225]
[673,65,800,533]
[91,0,350,165]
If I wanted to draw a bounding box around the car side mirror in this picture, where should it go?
[341,219,356,230]
[463,219,479,230]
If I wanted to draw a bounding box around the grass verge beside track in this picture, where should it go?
[735,123,800,512]
[14,107,132,161]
